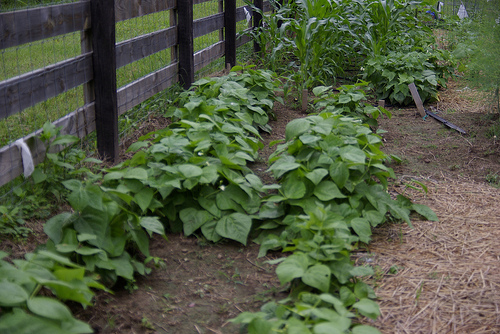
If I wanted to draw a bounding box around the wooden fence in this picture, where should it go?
[0,0,270,187]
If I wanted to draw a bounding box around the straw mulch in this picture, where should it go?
[357,176,500,333]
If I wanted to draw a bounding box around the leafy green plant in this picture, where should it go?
[362,50,454,105]
[0,250,108,333]
[0,205,30,238]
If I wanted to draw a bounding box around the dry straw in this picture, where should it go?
[356,175,500,333]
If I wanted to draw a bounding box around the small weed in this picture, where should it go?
[486,173,500,187]
[428,271,439,280]
[389,265,404,275]
[141,317,155,330]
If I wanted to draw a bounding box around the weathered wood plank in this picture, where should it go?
[193,13,224,39]
[193,0,213,5]
[115,0,176,22]
[0,53,93,120]
[236,5,251,22]
[236,28,253,47]
[117,62,178,115]
[116,26,177,69]
[194,41,224,72]
[0,103,96,188]
[0,1,91,50]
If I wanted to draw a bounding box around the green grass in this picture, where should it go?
[0,0,254,147]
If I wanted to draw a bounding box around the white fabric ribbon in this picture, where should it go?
[14,139,35,177]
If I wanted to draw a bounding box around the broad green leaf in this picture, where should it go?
[110,253,134,280]
[283,174,307,199]
[351,218,372,244]
[27,297,73,320]
[412,203,438,221]
[302,264,331,292]
[305,169,329,185]
[352,298,380,320]
[134,187,154,213]
[0,308,74,334]
[352,325,382,334]
[201,220,222,243]
[248,317,273,334]
[286,118,310,141]
[363,210,385,227]
[124,168,148,180]
[140,217,165,236]
[178,164,203,178]
[329,161,349,188]
[180,208,213,236]
[276,253,309,285]
[339,146,366,164]
[314,181,346,201]
[130,227,150,257]
[267,156,301,179]
[287,317,312,334]
[0,281,29,306]
[215,213,252,245]
[44,212,74,244]
[36,251,80,268]
[313,322,343,334]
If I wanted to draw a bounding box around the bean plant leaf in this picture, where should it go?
[215,213,252,245]
[134,187,154,213]
[0,308,75,334]
[0,281,29,306]
[329,161,349,188]
[285,118,310,141]
[305,169,329,185]
[302,264,331,293]
[352,298,380,320]
[44,212,74,244]
[276,253,309,285]
[283,173,307,199]
[352,325,382,334]
[180,208,213,236]
[27,297,73,320]
[139,217,165,236]
[339,146,366,164]
[412,203,438,221]
[314,181,346,201]
[313,322,343,334]
[350,218,372,244]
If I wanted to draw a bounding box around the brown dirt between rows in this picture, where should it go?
[6,77,500,333]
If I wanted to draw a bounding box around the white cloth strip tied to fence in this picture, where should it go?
[14,139,34,177]
[458,3,469,19]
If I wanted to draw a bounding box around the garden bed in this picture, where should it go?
[73,78,500,333]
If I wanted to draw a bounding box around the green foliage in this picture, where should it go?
[362,50,454,105]
[0,69,438,333]
[451,3,500,111]
[234,84,437,333]
[0,250,107,333]
[3,122,102,226]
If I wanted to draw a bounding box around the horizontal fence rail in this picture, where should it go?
[0,0,271,187]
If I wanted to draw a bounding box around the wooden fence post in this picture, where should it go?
[224,0,236,68]
[178,0,194,90]
[253,0,263,53]
[91,0,119,161]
